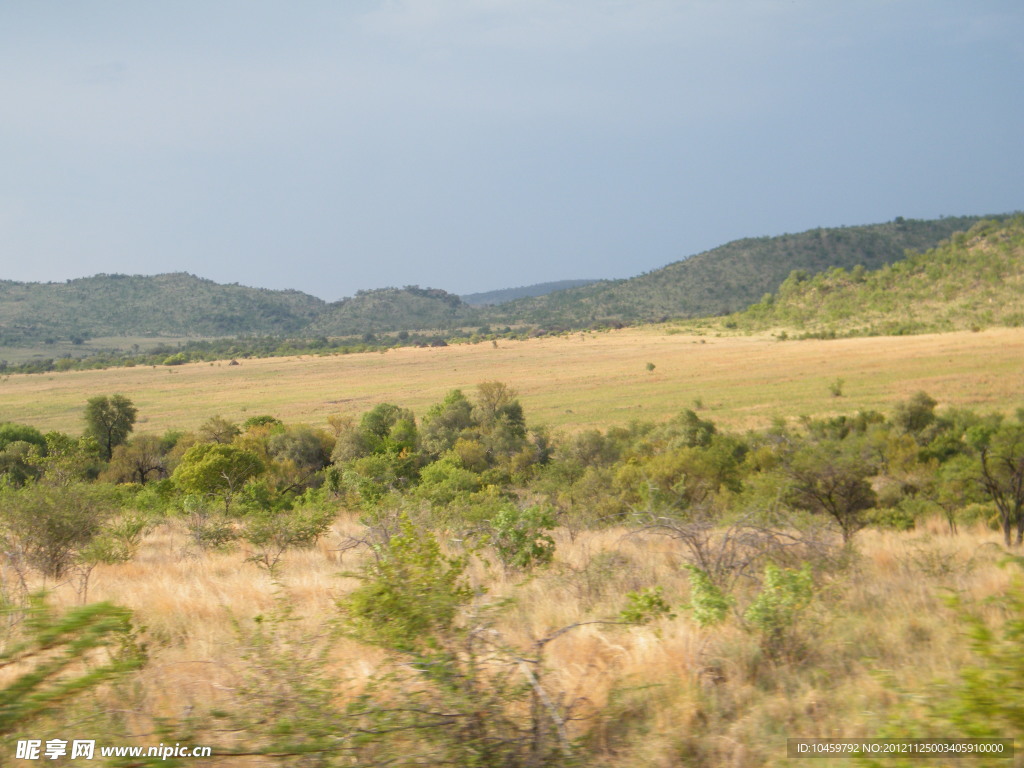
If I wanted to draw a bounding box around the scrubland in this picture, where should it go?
[3,513,1016,767]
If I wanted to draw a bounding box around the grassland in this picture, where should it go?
[4,323,1024,766]
[2,326,1023,436]
[21,513,1015,767]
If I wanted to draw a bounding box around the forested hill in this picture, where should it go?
[461,279,599,306]
[0,273,326,345]
[725,216,1024,336]
[481,214,1000,327]
[0,214,1014,350]
[305,286,479,336]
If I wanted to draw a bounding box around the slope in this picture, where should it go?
[0,273,326,346]
[728,216,1024,336]
[482,215,1002,327]
[305,286,479,336]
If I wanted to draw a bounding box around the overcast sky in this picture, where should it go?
[1,1,1021,301]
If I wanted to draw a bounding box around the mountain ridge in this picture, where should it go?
[0,213,1017,348]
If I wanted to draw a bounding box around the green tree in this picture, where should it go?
[0,483,116,579]
[976,424,1024,547]
[83,394,138,461]
[788,438,877,544]
[172,442,265,513]
[103,434,168,485]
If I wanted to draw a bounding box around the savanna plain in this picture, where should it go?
[3,326,1024,767]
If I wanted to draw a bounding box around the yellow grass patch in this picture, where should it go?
[2,327,1022,435]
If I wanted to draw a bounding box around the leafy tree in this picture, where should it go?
[83,394,138,461]
[0,483,117,579]
[787,439,877,544]
[341,514,474,655]
[102,434,168,485]
[420,389,477,457]
[242,505,335,578]
[30,433,102,486]
[488,505,557,572]
[0,441,43,487]
[743,563,815,659]
[976,424,1024,547]
[892,391,939,439]
[0,422,47,455]
[172,442,265,513]
[197,415,241,444]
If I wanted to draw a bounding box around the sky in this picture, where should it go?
[1,1,1022,302]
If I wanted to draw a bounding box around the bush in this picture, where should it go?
[488,505,557,572]
[0,484,116,579]
[743,563,815,660]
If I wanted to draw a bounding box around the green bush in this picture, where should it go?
[488,505,557,572]
[743,563,815,659]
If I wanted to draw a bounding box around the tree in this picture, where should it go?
[977,424,1024,547]
[102,434,168,485]
[172,443,265,513]
[788,438,877,544]
[84,395,138,461]
[0,483,116,579]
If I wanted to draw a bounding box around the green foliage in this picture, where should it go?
[684,565,734,628]
[728,216,1024,337]
[743,563,815,658]
[787,438,877,543]
[83,394,138,461]
[242,505,335,577]
[862,576,1024,768]
[307,285,475,336]
[172,442,265,513]
[0,596,144,735]
[893,391,938,437]
[488,505,557,572]
[340,515,475,655]
[0,483,117,579]
[0,271,326,348]
[976,423,1024,546]
[483,215,994,328]
[620,586,676,624]
[420,389,476,457]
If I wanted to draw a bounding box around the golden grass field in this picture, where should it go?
[29,515,1016,768]
[2,325,1023,436]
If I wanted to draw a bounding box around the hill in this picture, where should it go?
[461,279,599,306]
[482,214,1003,327]
[0,273,326,346]
[304,286,479,336]
[0,214,1013,354]
[728,216,1024,336]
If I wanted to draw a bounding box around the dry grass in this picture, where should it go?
[2,326,1023,436]
[8,514,1016,767]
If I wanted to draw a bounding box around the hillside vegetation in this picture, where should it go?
[728,216,1024,337]
[0,215,1005,356]
[485,214,998,327]
[0,272,325,345]
[461,279,599,306]
[307,286,477,336]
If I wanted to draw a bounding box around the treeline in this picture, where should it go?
[3,385,1024,579]
[3,386,1024,763]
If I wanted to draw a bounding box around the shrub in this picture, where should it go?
[488,505,557,572]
